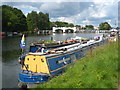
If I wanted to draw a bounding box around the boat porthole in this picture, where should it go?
[26,64,29,69]
[33,58,36,60]
[27,58,29,61]
[56,61,59,64]
[41,59,44,62]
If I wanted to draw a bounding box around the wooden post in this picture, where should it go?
[90,46,92,56]
[21,48,24,55]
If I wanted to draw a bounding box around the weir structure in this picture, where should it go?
[53,27,77,33]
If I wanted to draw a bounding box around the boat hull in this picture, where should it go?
[19,71,49,83]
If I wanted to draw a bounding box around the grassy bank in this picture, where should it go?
[36,41,118,88]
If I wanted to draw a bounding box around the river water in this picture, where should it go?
[2,33,104,88]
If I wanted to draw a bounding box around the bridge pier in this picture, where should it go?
[53,27,77,33]
[37,30,52,34]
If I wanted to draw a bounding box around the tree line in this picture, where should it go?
[1,5,118,33]
[2,5,27,32]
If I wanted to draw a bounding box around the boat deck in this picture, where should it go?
[28,39,101,57]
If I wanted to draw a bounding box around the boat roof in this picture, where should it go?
[28,40,101,57]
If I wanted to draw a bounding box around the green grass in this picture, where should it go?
[36,41,119,88]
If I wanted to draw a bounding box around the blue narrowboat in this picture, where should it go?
[18,35,108,88]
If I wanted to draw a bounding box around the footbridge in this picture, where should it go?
[53,27,77,33]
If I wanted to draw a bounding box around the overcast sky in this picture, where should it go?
[1,0,119,27]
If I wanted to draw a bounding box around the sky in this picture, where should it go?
[1,0,119,27]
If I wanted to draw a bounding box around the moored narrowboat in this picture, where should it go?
[18,35,108,88]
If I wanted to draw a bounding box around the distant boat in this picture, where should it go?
[7,33,13,36]
[13,32,18,36]
[0,32,5,38]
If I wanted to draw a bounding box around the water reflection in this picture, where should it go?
[2,50,21,63]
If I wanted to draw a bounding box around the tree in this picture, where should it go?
[68,23,74,27]
[75,25,81,27]
[116,27,120,30]
[26,11,50,31]
[27,11,38,31]
[51,21,75,27]
[2,5,28,32]
[85,25,94,30]
[75,25,81,30]
[99,22,112,30]
[38,12,50,30]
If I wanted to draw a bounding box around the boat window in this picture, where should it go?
[27,58,29,61]
[70,54,76,61]
[33,58,36,60]
[56,61,59,64]
[29,46,40,52]
[41,59,44,62]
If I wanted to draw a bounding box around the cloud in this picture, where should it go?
[1,0,119,27]
[15,4,38,10]
[48,1,118,27]
[39,2,81,17]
